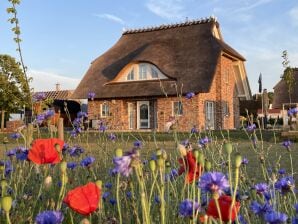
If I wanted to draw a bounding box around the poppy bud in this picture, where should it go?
[44,176,53,189]
[1,179,8,190]
[95,180,102,189]
[198,153,205,166]
[60,161,67,173]
[205,161,211,171]
[193,150,200,160]
[115,148,123,157]
[177,144,187,157]
[1,196,12,212]
[223,143,233,154]
[157,158,164,168]
[80,218,90,224]
[235,154,242,168]
[149,160,156,172]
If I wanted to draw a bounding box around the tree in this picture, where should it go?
[0,54,30,130]
[281,50,295,103]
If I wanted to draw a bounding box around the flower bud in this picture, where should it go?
[80,218,91,224]
[157,158,164,168]
[44,176,53,189]
[149,160,156,172]
[193,150,200,160]
[1,196,12,212]
[235,153,242,168]
[95,180,102,189]
[198,153,205,165]
[1,180,8,189]
[60,161,67,173]
[115,148,123,157]
[223,143,233,154]
[177,144,187,157]
[205,161,211,171]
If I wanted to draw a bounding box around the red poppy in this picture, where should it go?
[178,151,202,183]
[28,138,64,164]
[207,195,241,222]
[63,182,101,215]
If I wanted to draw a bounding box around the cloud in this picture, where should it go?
[234,0,274,13]
[289,7,298,27]
[146,0,185,20]
[28,70,80,92]
[93,13,125,25]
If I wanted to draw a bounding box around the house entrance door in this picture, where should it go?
[137,101,150,129]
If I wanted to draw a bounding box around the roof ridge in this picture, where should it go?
[123,16,217,35]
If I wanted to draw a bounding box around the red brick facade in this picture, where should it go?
[87,55,241,131]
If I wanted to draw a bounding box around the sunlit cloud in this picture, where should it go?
[93,13,125,25]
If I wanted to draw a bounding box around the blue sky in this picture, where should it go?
[0,0,297,93]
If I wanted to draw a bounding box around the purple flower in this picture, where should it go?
[88,92,95,100]
[278,169,286,175]
[185,92,195,99]
[198,137,210,147]
[154,195,160,204]
[36,113,46,125]
[246,124,256,132]
[190,126,198,134]
[102,192,110,201]
[264,211,288,224]
[109,198,117,206]
[98,122,107,132]
[282,140,291,150]
[77,111,88,119]
[112,150,138,177]
[33,92,46,102]
[35,210,64,224]
[241,157,249,165]
[44,109,55,119]
[165,169,179,182]
[294,203,298,214]
[275,176,295,193]
[254,183,269,195]
[133,140,142,148]
[105,183,112,189]
[80,156,95,167]
[126,191,132,199]
[108,133,116,141]
[0,160,13,177]
[179,199,200,217]
[198,172,229,195]
[68,146,84,157]
[16,147,28,161]
[6,149,16,157]
[67,162,77,170]
[250,201,273,216]
[181,139,190,147]
[10,133,21,139]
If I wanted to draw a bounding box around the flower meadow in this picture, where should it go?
[0,109,298,223]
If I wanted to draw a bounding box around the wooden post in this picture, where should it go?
[1,110,5,132]
[58,118,64,141]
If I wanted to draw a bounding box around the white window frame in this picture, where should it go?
[139,64,147,80]
[100,103,110,118]
[172,101,183,116]
[127,68,134,81]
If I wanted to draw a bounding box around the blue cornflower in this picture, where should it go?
[98,121,107,132]
[108,133,116,141]
[36,113,46,125]
[190,126,198,134]
[254,183,269,195]
[0,160,13,177]
[275,176,295,193]
[133,140,142,148]
[294,203,298,214]
[6,149,16,157]
[165,169,179,182]
[10,133,21,139]
[181,139,190,147]
[278,169,286,175]
[16,147,28,161]
[67,162,77,170]
[178,199,200,217]
[264,211,288,224]
[250,201,273,216]
[126,191,132,199]
[238,215,248,224]
[241,157,249,165]
[185,92,195,99]
[154,195,160,204]
[44,109,55,119]
[80,156,95,167]
[68,146,84,157]
[198,137,209,147]
[33,92,46,102]
[198,172,229,195]
[88,92,95,100]
[282,140,291,150]
[105,183,112,189]
[112,150,138,177]
[102,192,110,201]
[77,111,88,119]
[109,198,117,206]
[246,123,256,132]
[35,210,64,224]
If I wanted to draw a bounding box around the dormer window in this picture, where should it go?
[139,64,147,80]
[151,67,158,78]
[127,68,134,80]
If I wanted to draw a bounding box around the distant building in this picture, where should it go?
[72,17,251,131]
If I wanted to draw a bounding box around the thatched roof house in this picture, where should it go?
[73,17,251,131]
[272,68,298,109]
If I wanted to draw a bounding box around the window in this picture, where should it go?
[139,64,147,80]
[101,103,109,117]
[127,68,134,80]
[173,101,183,115]
[222,101,229,116]
[151,67,158,79]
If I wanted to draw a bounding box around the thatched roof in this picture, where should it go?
[272,68,298,109]
[72,17,245,99]
[33,90,74,100]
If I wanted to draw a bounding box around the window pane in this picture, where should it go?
[127,68,134,80]
[140,104,148,119]
[151,67,158,78]
[102,104,109,117]
[139,64,147,80]
[173,102,183,115]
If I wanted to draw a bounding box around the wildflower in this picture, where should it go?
[63,182,101,215]
[33,92,46,102]
[0,160,13,177]
[10,133,21,139]
[109,198,117,205]
[264,211,288,224]
[191,126,198,134]
[80,156,95,167]
[108,133,116,141]
[77,111,88,119]
[185,92,195,99]
[250,201,273,216]
[198,137,210,147]
[295,203,298,214]
[178,199,200,217]
[254,183,269,195]
[67,162,77,170]
[35,210,64,224]
[68,145,84,157]
[133,140,142,148]
[278,169,286,175]
[98,121,107,132]
[178,151,202,184]
[28,138,64,165]
[198,172,229,195]
[105,183,112,189]
[88,92,95,100]
[154,195,160,204]
[238,215,248,224]
[246,123,256,132]
[207,195,241,222]
[275,176,295,193]
[44,176,53,189]
[126,191,132,199]
[241,157,249,165]
[165,169,179,182]
[6,149,16,157]
[282,140,291,151]
[112,150,138,177]
[102,192,110,201]
[16,147,29,161]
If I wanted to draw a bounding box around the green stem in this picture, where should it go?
[214,198,223,224]
[229,167,239,224]
[116,174,122,224]
[159,168,165,224]
[6,211,11,224]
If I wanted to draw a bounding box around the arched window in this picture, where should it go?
[127,68,134,80]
